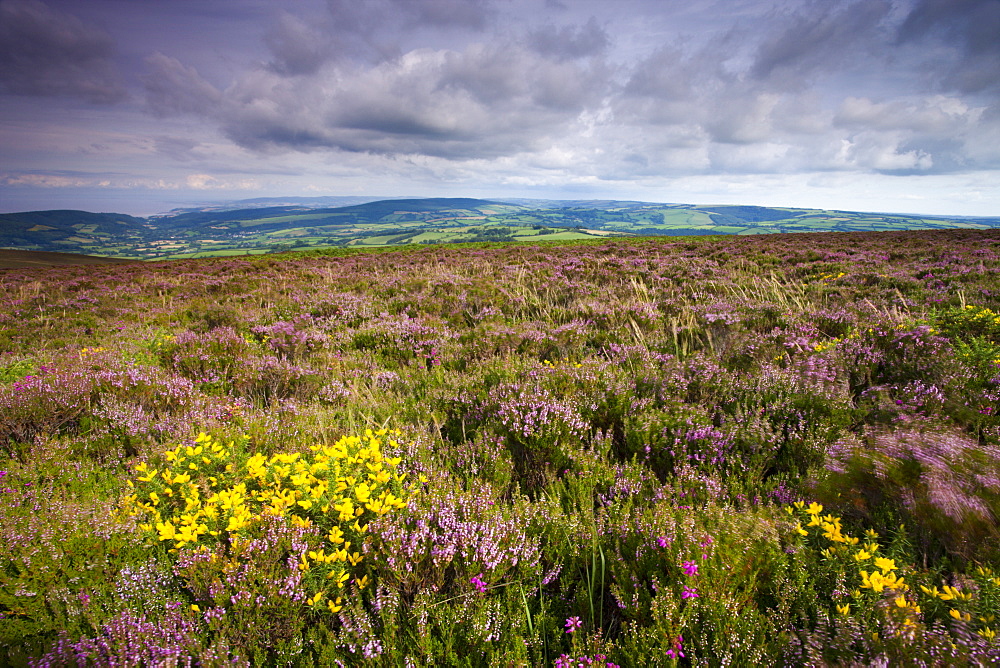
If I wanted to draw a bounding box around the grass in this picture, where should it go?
[1,229,999,666]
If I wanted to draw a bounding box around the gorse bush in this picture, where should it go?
[127,429,414,611]
[33,429,418,664]
[1,230,999,665]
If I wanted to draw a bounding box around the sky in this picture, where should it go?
[1,0,998,217]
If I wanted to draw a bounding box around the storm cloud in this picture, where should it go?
[2,0,998,215]
[0,0,125,103]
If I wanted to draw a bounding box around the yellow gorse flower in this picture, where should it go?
[873,557,897,574]
[860,569,906,593]
[950,609,972,622]
[124,429,417,614]
[937,585,973,602]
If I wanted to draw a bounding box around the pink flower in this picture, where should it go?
[666,634,685,659]
[565,616,583,633]
[682,585,699,599]
[681,560,698,576]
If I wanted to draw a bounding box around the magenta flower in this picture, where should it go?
[666,634,685,659]
[681,585,699,599]
[681,560,698,576]
[564,616,583,633]
[469,574,487,594]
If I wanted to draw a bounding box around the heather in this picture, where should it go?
[1,229,998,666]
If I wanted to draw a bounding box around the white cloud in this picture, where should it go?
[185,174,260,190]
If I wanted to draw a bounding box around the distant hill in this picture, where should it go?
[0,249,136,269]
[155,206,314,229]
[1,198,998,260]
[155,198,507,230]
[159,195,401,214]
[324,197,504,216]
[0,210,147,250]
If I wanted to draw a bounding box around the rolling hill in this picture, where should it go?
[1,198,998,261]
[0,210,148,250]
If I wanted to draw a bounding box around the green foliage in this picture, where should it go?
[3,231,1000,665]
[0,358,36,384]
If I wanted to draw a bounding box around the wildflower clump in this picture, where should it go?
[125,429,416,615]
[789,501,921,632]
[919,566,1000,642]
[788,501,1000,644]
[938,304,1000,341]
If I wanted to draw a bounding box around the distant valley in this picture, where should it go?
[2,197,999,260]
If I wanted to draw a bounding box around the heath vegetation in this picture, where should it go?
[1,229,999,666]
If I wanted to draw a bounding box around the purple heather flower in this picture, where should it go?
[565,616,583,633]
[666,634,685,659]
[470,573,487,594]
[682,585,699,599]
[681,560,698,576]
[554,654,619,668]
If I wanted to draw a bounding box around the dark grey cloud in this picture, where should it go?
[0,0,125,103]
[145,21,611,160]
[142,52,222,116]
[401,0,496,30]
[527,17,609,61]
[264,12,331,76]
[319,0,497,64]
[899,0,1000,56]
[437,40,608,111]
[897,0,1000,94]
[750,0,893,84]
[327,0,496,32]
[622,46,698,101]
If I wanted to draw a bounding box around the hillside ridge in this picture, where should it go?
[2,197,998,260]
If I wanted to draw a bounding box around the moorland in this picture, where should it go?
[1,229,999,666]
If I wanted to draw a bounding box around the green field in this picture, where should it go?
[2,199,998,260]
